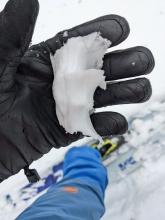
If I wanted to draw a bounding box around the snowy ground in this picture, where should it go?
[0,95,165,220]
[103,98,165,220]
[0,0,165,219]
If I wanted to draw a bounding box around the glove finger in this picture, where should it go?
[103,46,155,81]
[0,0,39,60]
[94,78,152,108]
[91,112,128,136]
[0,0,39,95]
[45,14,130,52]
[0,0,39,116]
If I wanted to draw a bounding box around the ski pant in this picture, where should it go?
[16,146,108,220]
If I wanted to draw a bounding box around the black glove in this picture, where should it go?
[0,0,39,181]
[0,0,155,182]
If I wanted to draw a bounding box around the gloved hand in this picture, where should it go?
[0,0,39,181]
[0,0,155,182]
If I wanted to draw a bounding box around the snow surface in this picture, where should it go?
[1,94,165,220]
[103,98,165,220]
[0,0,165,219]
[50,32,110,142]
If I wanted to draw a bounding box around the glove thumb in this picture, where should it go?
[0,0,39,92]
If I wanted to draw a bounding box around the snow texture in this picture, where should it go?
[50,33,111,142]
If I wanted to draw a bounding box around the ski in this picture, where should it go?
[4,135,143,204]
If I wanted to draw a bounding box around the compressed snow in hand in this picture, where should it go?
[50,32,111,142]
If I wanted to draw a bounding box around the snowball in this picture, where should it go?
[50,32,111,142]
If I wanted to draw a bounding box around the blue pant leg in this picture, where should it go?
[16,146,108,220]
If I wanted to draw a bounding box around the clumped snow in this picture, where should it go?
[50,32,111,142]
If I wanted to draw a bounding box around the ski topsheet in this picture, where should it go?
[10,136,142,203]
[1,134,145,208]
